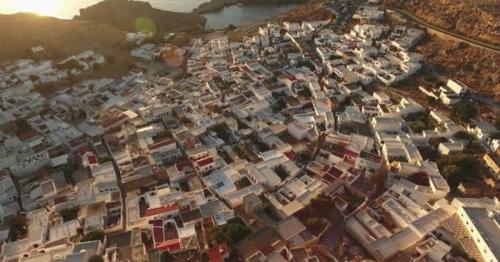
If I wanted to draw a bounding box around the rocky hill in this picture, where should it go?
[384,0,500,101]
[385,0,500,46]
[0,13,125,60]
[416,36,500,102]
[75,0,206,34]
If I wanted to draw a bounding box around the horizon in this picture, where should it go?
[0,0,497,261]
[0,0,208,19]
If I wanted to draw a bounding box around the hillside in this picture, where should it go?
[383,0,500,101]
[75,0,206,34]
[416,36,500,101]
[0,13,135,80]
[384,0,500,46]
[0,13,125,60]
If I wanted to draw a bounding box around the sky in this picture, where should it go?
[0,0,208,19]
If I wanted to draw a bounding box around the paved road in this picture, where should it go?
[102,136,127,232]
[387,8,500,54]
[470,94,500,110]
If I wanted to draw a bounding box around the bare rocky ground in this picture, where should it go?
[385,0,500,46]
[416,36,500,102]
[385,0,500,102]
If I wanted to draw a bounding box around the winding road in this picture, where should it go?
[387,7,500,54]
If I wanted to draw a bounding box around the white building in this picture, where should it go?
[446,79,468,96]
[451,198,500,262]
[438,142,464,155]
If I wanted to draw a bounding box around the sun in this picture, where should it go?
[12,0,61,17]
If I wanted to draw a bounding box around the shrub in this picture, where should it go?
[452,101,477,122]
[59,207,79,222]
[82,230,104,242]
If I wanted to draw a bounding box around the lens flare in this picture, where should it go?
[135,17,157,38]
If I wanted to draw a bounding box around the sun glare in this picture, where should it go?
[13,0,61,17]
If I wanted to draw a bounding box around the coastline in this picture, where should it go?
[193,0,306,14]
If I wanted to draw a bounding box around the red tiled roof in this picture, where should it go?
[260,245,274,256]
[18,130,39,141]
[54,196,67,205]
[157,239,181,252]
[153,227,164,243]
[345,149,358,158]
[344,157,356,166]
[208,243,229,262]
[102,114,128,129]
[284,151,298,161]
[144,204,179,217]
[338,141,349,147]
[148,139,175,151]
[0,170,9,178]
[328,166,343,178]
[185,140,196,149]
[176,161,191,172]
[149,219,163,227]
[78,146,93,155]
[196,157,214,168]
[331,150,345,158]
[88,155,98,165]
[408,172,430,187]
[323,174,337,184]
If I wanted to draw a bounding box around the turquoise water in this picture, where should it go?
[204,4,296,29]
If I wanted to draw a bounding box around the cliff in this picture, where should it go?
[75,0,206,33]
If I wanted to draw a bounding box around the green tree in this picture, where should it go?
[82,230,104,242]
[272,98,288,112]
[298,87,312,98]
[305,217,323,235]
[59,207,79,222]
[29,75,40,82]
[161,252,175,262]
[9,215,27,241]
[106,55,116,64]
[218,222,251,245]
[89,255,104,262]
[437,152,482,188]
[200,252,209,262]
[453,131,474,141]
[207,220,251,246]
[272,91,285,99]
[452,101,478,122]
[309,194,331,218]
[495,113,500,130]
[273,165,289,181]
[410,121,428,133]
[441,164,462,187]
